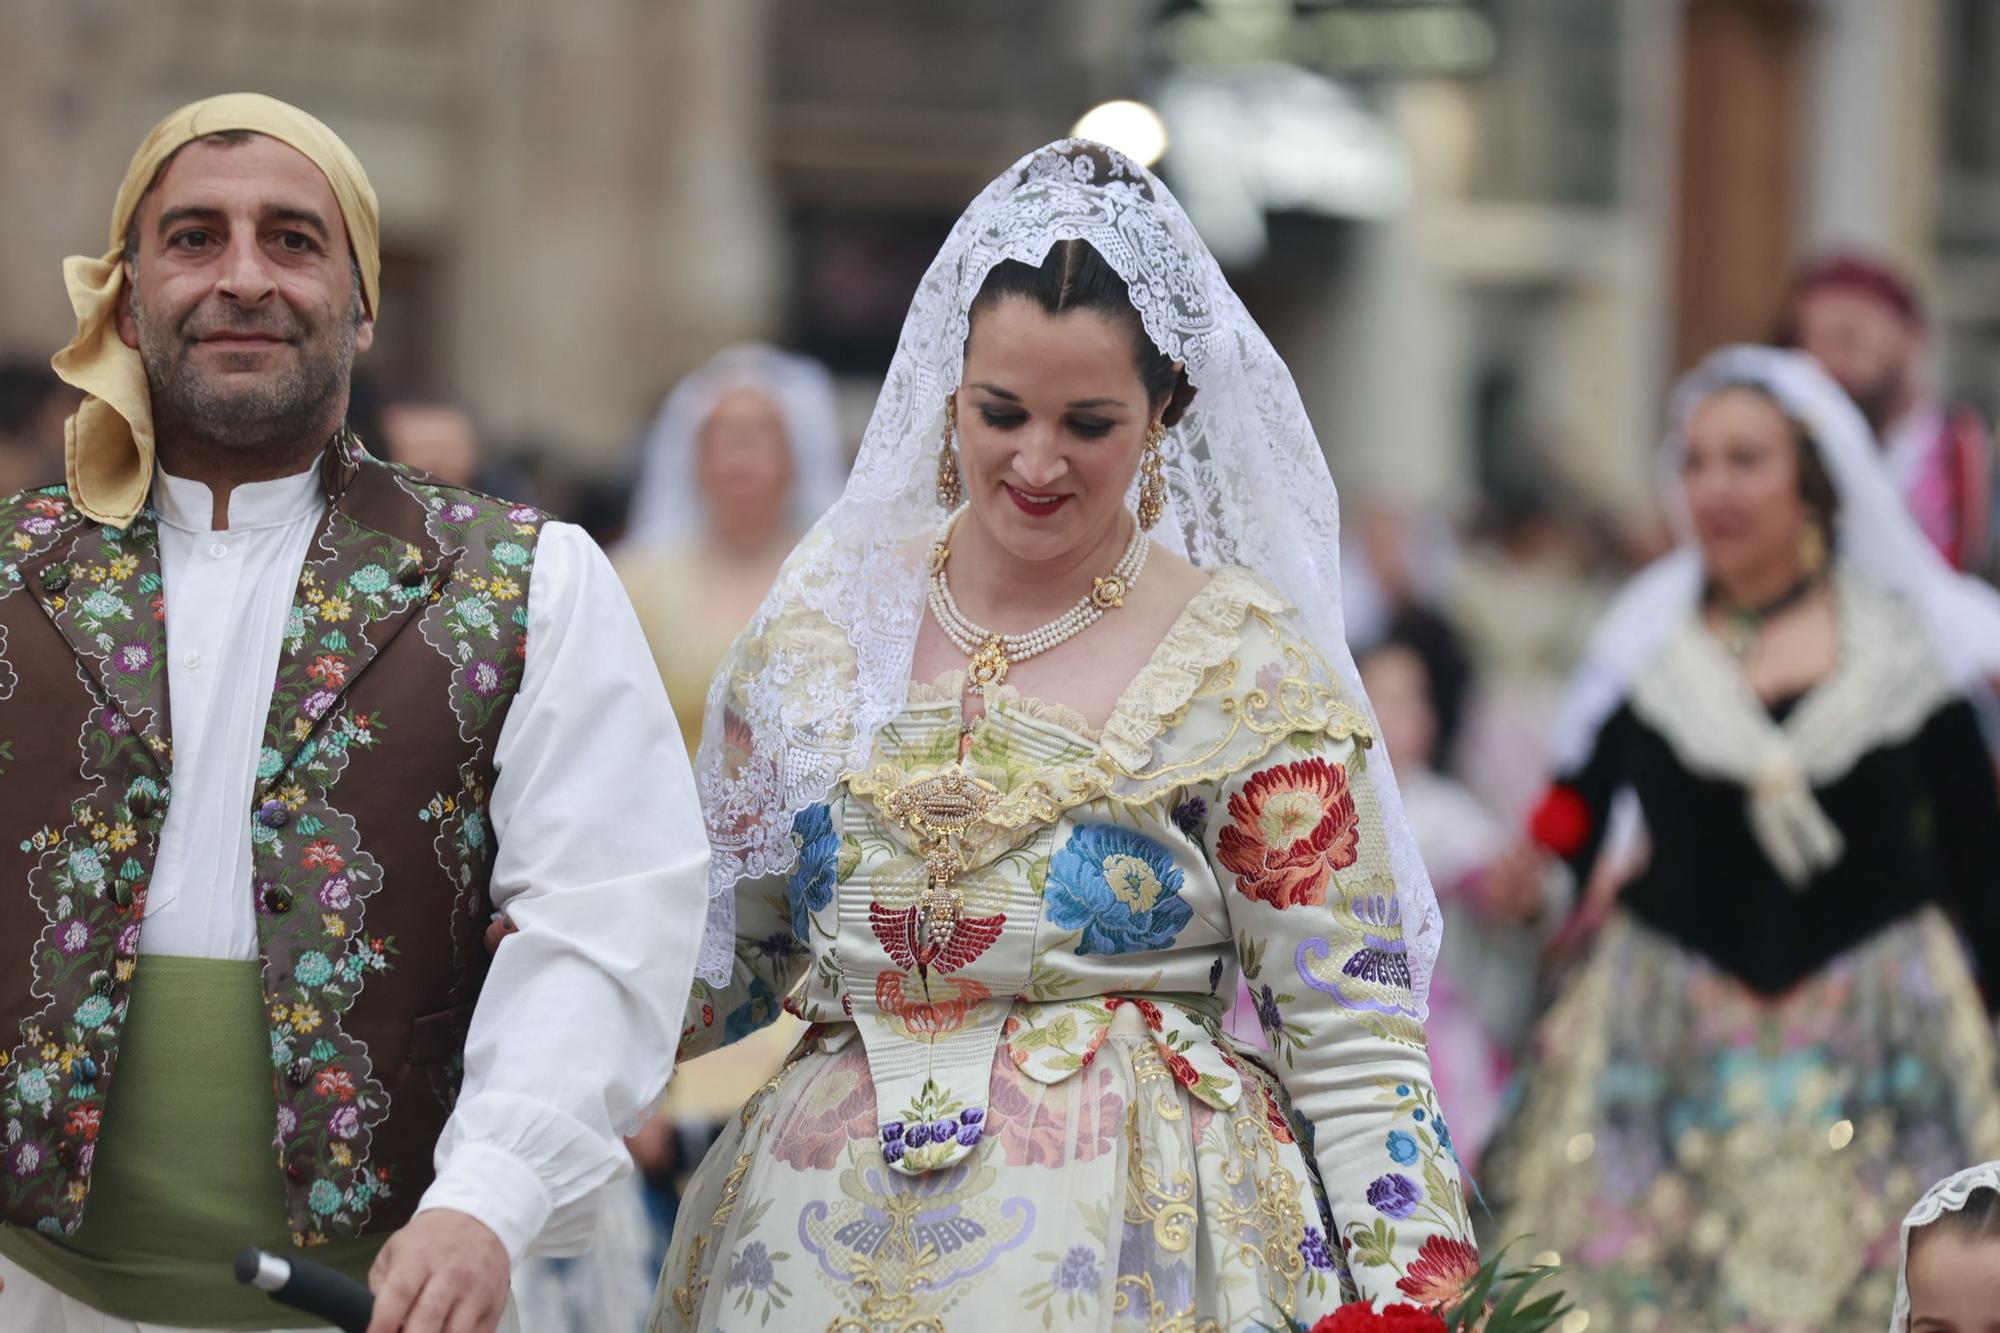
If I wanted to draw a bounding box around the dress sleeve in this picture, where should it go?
[1526,702,1638,886]
[1919,698,2000,1012]
[1201,726,1481,1310]
[674,865,809,1061]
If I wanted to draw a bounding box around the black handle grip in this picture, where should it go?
[235,1246,375,1333]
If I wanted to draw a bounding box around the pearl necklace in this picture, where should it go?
[927,506,1148,692]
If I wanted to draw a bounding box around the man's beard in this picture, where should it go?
[1842,368,1907,437]
[135,290,357,455]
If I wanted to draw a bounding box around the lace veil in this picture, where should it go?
[620,342,847,550]
[1551,344,2000,771]
[690,140,1442,1012]
[1889,1159,2000,1330]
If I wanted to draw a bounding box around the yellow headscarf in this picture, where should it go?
[51,93,381,526]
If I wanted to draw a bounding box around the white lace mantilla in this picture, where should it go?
[688,140,1440,1012]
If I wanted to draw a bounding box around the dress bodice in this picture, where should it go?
[680,566,1478,1305]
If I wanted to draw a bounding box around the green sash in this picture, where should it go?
[0,955,381,1327]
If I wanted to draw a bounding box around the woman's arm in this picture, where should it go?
[1202,728,1480,1310]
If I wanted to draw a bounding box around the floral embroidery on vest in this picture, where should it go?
[2,501,172,1234]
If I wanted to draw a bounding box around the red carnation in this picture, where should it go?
[1309,1302,1449,1333]
[1527,784,1591,859]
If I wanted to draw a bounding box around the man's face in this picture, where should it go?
[1791,284,1921,429]
[116,134,373,451]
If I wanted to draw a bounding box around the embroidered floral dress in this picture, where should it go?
[649,568,1476,1332]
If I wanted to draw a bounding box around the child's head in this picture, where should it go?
[1899,1174,2000,1332]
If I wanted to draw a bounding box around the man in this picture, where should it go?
[1779,250,1993,572]
[0,94,708,1332]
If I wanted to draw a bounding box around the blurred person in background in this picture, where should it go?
[0,360,83,494]
[1340,493,1462,650]
[1480,346,2000,1330]
[1779,250,1992,573]
[1450,483,1619,823]
[653,140,1478,1329]
[1357,621,1553,1169]
[510,346,846,1332]
[615,343,848,754]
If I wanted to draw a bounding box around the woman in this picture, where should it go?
[650,140,1478,1331]
[617,343,848,756]
[1482,346,2000,1330]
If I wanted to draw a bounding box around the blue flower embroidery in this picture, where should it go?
[725,976,778,1042]
[1387,1129,1420,1165]
[1044,825,1192,956]
[787,804,840,942]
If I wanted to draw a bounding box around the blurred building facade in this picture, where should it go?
[0,0,1994,523]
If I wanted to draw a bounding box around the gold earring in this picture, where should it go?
[1799,520,1827,576]
[937,397,963,510]
[1136,420,1167,530]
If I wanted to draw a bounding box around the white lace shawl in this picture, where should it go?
[686,140,1442,1011]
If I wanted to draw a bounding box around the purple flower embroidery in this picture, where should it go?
[112,643,152,675]
[1300,1225,1334,1271]
[446,503,478,524]
[59,919,91,956]
[100,709,131,737]
[1170,795,1209,844]
[881,1138,905,1165]
[904,1122,932,1148]
[464,661,502,698]
[22,516,55,536]
[318,875,353,910]
[115,923,140,957]
[880,1121,904,1142]
[75,1142,95,1177]
[8,1140,43,1178]
[330,1104,361,1140]
[728,1240,776,1292]
[1367,1172,1422,1220]
[928,1118,957,1146]
[956,1121,983,1147]
[301,689,338,720]
[1054,1244,1100,1292]
[507,506,539,524]
[275,1102,300,1140]
[1253,983,1284,1035]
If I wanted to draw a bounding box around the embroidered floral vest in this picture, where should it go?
[0,437,543,1245]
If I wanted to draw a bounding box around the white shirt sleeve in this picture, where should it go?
[412,520,709,1264]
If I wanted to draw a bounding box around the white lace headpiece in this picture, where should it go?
[1551,344,2000,772]
[1890,1159,2000,1330]
[688,139,1441,1005]
[619,342,847,550]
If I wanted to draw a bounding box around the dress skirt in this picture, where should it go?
[1482,907,2000,1331]
[647,1005,1364,1332]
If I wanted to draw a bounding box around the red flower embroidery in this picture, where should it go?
[314,1066,358,1102]
[306,655,349,686]
[875,972,990,1036]
[1217,758,1361,908]
[1262,1089,1295,1145]
[301,840,346,872]
[1395,1235,1482,1306]
[1310,1304,1448,1333]
[1163,1049,1202,1090]
[1528,784,1591,859]
[66,1105,102,1141]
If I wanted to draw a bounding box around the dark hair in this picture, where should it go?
[1912,1185,2000,1254]
[969,239,1197,426]
[1710,381,1841,537]
[1362,607,1473,774]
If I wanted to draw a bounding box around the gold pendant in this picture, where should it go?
[884,769,997,933]
[1091,574,1127,609]
[967,634,1010,688]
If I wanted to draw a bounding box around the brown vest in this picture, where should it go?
[0,436,543,1244]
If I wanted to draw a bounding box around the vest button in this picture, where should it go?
[40,564,69,594]
[258,800,290,829]
[286,1056,315,1086]
[284,1159,307,1184]
[263,885,294,915]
